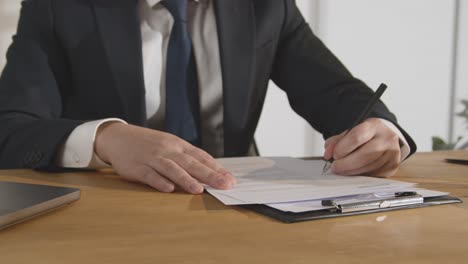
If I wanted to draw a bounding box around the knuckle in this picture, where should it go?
[199,156,212,166]
[362,127,375,141]
[187,146,209,157]
[207,170,220,180]
[140,171,154,184]
[162,135,185,151]
[165,153,190,169]
[184,156,198,168]
[130,166,156,184]
[349,133,362,146]
[326,136,338,147]
[217,167,230,176]
[158,140,174,151]
[158,157,178,170]
[390,164,399,172]
[389,158,400,169]
[373,143,388,154]
[186,148,217,167]
[156,157,194,183]
[368,118,381,126]
[173,137,189,149]
[155,181,175,193]
[360,120,373,131]
[199,155,216,168]
[174,139,188,151]
[188,182,202,194]
[198,150,214,161]
[390,133,400,144]
[356,121,373,135]
[387,149,401,163]
[363,151,377,162]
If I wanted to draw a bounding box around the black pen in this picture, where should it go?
[322,83,388,175]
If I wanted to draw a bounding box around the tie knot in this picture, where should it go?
[162,0,189,22]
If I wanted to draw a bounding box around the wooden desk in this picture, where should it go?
[0,151,467,263]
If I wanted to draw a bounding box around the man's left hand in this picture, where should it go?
[323,118,402,177]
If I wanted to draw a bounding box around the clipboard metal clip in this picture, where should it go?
[325,192,424,213]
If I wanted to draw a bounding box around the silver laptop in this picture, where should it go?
[0,181,80,230]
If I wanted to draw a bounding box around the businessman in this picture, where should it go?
[0,0,416,194]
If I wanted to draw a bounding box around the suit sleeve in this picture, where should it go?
[270,0,417,156]
[0,0,84,169]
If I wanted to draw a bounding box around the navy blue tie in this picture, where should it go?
[163,0,200,146]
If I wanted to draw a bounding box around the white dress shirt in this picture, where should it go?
[57,0,410,168]
[57,0,225,168]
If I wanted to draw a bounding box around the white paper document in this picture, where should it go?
[206,157,416,205]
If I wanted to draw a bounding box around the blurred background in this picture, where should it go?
[1,0,467,157]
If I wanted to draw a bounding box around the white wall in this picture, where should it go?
[454,1,468,141]
[0,1,19,69]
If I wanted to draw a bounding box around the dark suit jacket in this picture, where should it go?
[0,0,416,169]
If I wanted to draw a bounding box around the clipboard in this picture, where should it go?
[240,195,462,223]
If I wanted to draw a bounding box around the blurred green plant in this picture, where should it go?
[432,136,461,150]
[432,99,468,150]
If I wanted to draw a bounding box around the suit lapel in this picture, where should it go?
[93,0,146,125]
[215,0,255,156]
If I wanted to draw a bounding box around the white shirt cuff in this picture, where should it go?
[379,119,411,161]
[56,118,127,169]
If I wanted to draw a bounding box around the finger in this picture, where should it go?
[324,133,346,160]
[184,146,218,169]
[323,141,337,161]
[169,152,235,190]
[367,149,401,178]
[324,132,345,149]
[121,165,175,193]
[333,149,387,176]
[333,121,376,160]
[150,157,204,194]
[332,137,389,175]
[184,146,236,181]
[339,147,400,177]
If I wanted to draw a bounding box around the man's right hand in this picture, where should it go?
[94,122,236,194]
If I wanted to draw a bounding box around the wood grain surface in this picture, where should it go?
[0,151,467,264]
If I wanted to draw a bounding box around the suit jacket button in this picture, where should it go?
[22,155,32,167]
[37,152,44,162]
[32,154,44,165]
